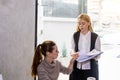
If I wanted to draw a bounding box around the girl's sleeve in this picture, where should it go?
[95,35,101,51]
[58,61,72,74]
[94,35,101,60]
[37,66,51,80]
[69,36,75,54]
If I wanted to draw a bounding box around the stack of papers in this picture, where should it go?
[76,49,103,62]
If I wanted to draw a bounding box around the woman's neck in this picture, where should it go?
[81,30,89,35]
[45,57,54,64]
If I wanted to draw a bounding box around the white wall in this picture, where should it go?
[38,17,77,56]
[0,0,35,80]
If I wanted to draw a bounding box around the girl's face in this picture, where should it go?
[48,45,59,59]
[78,19,90,34]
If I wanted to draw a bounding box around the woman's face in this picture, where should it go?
[78,19,90,34]
[48,45,59,59]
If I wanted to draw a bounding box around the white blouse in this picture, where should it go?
[71,31,101,70]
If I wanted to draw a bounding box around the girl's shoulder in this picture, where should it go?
[55,60,61,64]
[91,32,98,36]
[37,62,45,72]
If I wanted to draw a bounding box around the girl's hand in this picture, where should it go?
[70,53,79,63]
[71,53,79,59]
[68,52,79,71]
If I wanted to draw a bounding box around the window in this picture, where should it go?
[40,0,87,18]
[36,0,120,80]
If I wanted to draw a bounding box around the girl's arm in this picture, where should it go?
[59,53,78,74]
[37,66,51,80]
[94,35,101,60]
[68,53,78,71]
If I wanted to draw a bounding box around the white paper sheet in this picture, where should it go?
[0,74,3,80]
[76,49,103,62]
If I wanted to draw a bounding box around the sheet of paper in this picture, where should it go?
[87,49,102,56]
[0,74,3,80]
[76,49,103,62]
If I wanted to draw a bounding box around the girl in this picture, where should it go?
[69,13,101,80]
[31,40,78,80]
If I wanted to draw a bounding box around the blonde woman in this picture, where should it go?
[69,13,101,80]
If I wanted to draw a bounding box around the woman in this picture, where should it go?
[69,13,101,80]
[31,40,78,80]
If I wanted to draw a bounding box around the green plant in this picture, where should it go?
[62,43,67,57]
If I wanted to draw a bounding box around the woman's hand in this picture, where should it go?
[70,53,79,63]
[68,52,79,71]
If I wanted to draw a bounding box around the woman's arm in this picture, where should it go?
[59,53,78,74]
[95,35,101,51]
[37,66,51,80]
[94,35,101,60]
[68,53,78,71]
[70,36,75,52]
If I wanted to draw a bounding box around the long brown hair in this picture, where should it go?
[31,40,56,77]
[76,13,93,32]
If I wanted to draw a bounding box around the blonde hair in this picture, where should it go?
[76,13,93,32]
